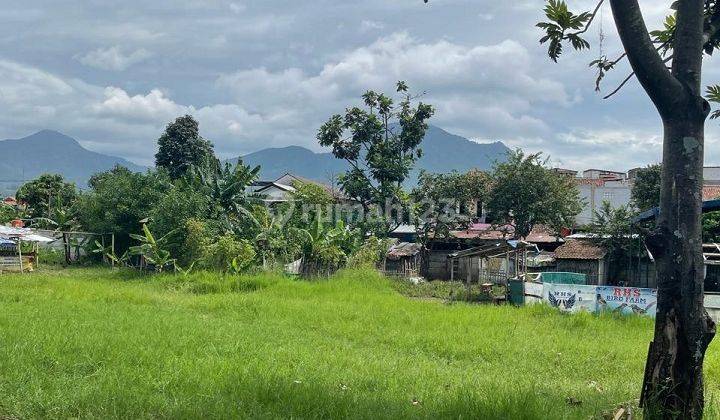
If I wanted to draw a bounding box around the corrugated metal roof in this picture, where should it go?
[554,239,607,260]
[387,242,422,259]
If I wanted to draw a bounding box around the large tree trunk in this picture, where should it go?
[607,0,717,416]
[643,109,716,418]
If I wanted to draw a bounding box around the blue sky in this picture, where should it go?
[0,0,716,170]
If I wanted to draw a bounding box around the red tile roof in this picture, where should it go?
[703,185,720,201]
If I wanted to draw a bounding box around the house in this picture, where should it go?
[2,197,17,207]
[553,239,608,285]
[252,173,342,203]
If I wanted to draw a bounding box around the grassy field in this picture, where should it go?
[0,268,718,419]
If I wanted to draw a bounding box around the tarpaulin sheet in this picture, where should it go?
[540,272,587,285]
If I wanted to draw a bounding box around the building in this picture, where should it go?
[575,177,633,225]
[575,165,720,225]
[252,173,342,203]
[554,239,609,285]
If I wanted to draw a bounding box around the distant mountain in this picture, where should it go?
[0,130,146,195]
[235,126,511,185]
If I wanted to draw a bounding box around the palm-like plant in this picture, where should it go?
[128,223,176,272]
[297,216,361,276]
[182,158,262,232]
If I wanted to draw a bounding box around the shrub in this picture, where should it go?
[347,236,395,269]
[181,219,210,267]
[205,235,256,273]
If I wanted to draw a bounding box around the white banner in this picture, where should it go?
[543,283,598,313]
[596,286,657,317]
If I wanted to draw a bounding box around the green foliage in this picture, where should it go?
[707,85,720,120]
[0,204,20,224]
[150,182,214,260]
[537,0,592,62]
[181,219,211,267]
[590,201,637,255]
[181,158,261,236]
[486,149,582,238]
[703,212,720,243]
[15,174,77,222]
[411,169,489,244]
[317,81,434,235]
[298,217,361,275]
[76,166,169,253]
[155,115,217,180]
[346,236,395,268]
[631,164,662,211]
[128,223,177,272]
[204,235,256,273]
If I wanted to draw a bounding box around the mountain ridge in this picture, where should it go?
[0,130,146,195]
[0,126,511,196]
[235,125,510,185]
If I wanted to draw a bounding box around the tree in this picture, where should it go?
[590,201,642,282]
[534,0,717,415]
[631,164,662,211]
[411,170,489,245]
[155,115,216,179]
[75,166,169,253]
[15,174,77,222]
[486,150,581,239]
[317,81,434,235]
[181,158,261,236]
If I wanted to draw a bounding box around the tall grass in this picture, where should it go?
[0,267,717,419]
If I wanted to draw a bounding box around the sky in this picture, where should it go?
[0,0,717,171]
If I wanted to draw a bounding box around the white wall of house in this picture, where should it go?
[576,180,633,225]
[705,167,720,183]
[259,185,294,202]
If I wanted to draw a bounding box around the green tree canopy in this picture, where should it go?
[411,169,490,244]
[15,174,77,221]
[317,81,433,235]
[631,164,662,211]
[75,166,169,252]
[155,115,217,179]
[486,150,581,238]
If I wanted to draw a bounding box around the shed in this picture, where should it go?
[554,239,608,285]
[384,242,422,277]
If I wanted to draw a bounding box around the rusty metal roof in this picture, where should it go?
[554,239,607,260]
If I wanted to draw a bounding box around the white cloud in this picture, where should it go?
[77,46,152,71]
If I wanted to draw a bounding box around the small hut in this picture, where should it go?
[384,242,423,277]
[554,239,608,285]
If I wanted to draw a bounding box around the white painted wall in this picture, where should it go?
[576,180,633,225]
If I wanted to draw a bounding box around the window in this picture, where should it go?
[602,192,614,200]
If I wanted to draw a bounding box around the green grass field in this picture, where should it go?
[0,268,718,419]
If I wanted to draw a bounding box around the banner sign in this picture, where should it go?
[595,286,657,317]
[541,283,658,317]
[544,283,598,313]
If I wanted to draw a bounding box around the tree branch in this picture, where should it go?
[603,72,635,100]
[569,0,605,36]
[609,0,684,117]
[603,55,673,100]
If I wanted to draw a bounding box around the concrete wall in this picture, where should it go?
[576,180,633,225]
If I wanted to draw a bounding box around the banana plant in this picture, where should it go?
[128,223,176,272]
[92,240,128,267]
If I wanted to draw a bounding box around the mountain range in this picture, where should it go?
[236,126,511,185]
[0,126,510,195]
[0,130,145,196]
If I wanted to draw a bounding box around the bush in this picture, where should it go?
[205,235,256,273]
[181,219,210,267]
[347,236,395,268]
